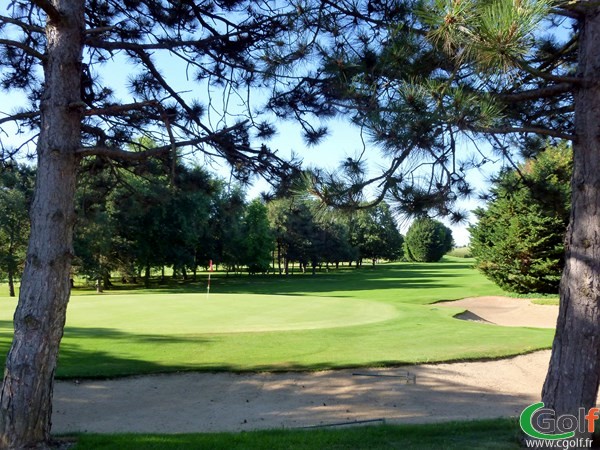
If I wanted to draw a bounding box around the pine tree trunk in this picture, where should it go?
[7,271,15,298]
[144,263,151,287]
[0,1,83,447]
[277,243,282,275]
[541,11,600,438]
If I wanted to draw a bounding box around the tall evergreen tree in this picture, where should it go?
[242,199,274,274]
[470,143,572,293]
[276,0,597,433]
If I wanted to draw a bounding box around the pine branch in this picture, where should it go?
[0,39,46,61]
[516,60,581,85]
[81,123,108,142]
[76,139,204,161]
[471,125,575,141]
[497,83,573,103]
[31,0,63,24]
[83,101,159,117]
[86,37,219,51]
[131,49,205,129]
[550,6,580,19]
[76,121,249,160]
[0,111,40,126]
[0,15,45,34]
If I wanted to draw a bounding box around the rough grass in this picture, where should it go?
[68,419,522,449]
[446,247,472,258]
[0,257,554,378]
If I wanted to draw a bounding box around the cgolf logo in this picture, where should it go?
[520,402,596,448]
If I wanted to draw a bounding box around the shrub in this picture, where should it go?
[404,217,454,262]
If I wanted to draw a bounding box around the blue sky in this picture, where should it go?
[238,116,492,246]
[0,27,500,248]
[0,62,487,247]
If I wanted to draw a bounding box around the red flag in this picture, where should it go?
[209,260,213,272]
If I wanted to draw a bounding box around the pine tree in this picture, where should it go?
[285,0,598,435]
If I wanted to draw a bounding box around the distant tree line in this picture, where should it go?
[268,198,404,275]
[0,161,407,294]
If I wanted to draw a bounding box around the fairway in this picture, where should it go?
[62,294,399,333]
[0,259,555,378]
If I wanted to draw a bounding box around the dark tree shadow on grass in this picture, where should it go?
[69,259,480,298]
[0,320,223,379]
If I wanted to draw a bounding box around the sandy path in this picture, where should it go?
[52,296,559,434]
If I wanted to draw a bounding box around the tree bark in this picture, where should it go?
[277,243,282,275]
[7,271,15,298]
[0,1,83,448]
[541,10,600,438]
[144,263,151,288]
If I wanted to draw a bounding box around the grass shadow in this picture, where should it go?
[77,258,487,299]
[68,419,523,449]
[0,320,219,379]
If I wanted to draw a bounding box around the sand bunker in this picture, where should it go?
[52,296,559,434]
[439,296,558,328]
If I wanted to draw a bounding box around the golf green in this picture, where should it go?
[0,260,554,378]
[64,293,399,333]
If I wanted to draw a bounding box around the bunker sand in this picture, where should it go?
[52,296,558,434]
[438,296,559,329]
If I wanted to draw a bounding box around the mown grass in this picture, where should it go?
[69,257,502,303]
[68,419,522,449]
[446,247,472,258]
[531,298,560,306]
[0,257,554,378]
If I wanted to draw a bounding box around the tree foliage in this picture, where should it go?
[0,1,321,442]
[270,0,576,223]
[348,203,404,265]
[404,217,453,262]
[241,199,274,274]
[469,143,572,293]
[283,0,598,432]
[0,165,34,296]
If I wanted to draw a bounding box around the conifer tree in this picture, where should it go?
[470,144,571,293]
[286,0,597,437]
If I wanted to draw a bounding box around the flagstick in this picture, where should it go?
[206,272,211,298]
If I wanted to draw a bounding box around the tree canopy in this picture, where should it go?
[0,1,317,445]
